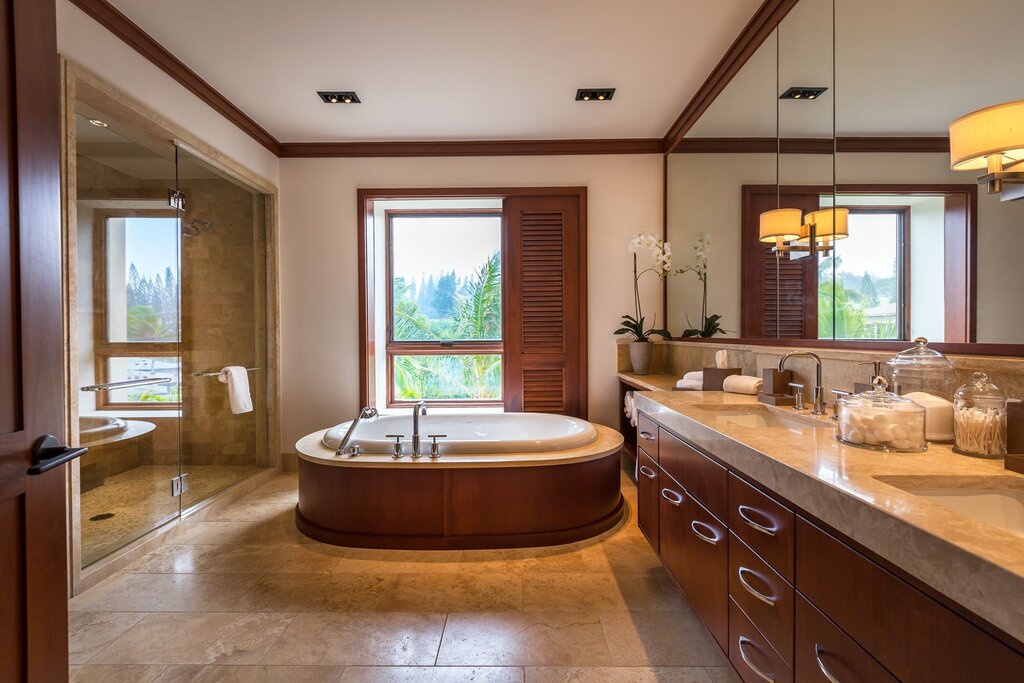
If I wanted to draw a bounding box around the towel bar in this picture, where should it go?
[191,366,261,378]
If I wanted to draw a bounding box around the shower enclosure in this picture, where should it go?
[69,93,272,570]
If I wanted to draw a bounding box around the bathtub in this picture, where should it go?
[296,411,624,550]
[321,412,598,455]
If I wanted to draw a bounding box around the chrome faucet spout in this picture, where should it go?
[412,401,428,457]
[778,352,826,415]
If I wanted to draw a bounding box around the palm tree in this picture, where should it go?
[819,280,866,339]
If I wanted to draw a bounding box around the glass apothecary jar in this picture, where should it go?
[886,337,956,399]
[836,377,927,453]
[953,372,1007,458]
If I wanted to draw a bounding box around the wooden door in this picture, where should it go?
[0,0,73,680]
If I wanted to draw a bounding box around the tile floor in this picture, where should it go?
[69,469,740,682]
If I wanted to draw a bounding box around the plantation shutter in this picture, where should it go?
[741,187,822,338]
[502,193,587,418]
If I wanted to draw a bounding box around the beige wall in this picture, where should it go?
[278,155,664,450]
[56,0,280,186]
[666,151,1024,343]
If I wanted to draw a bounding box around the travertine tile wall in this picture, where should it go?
[618,340,1024,400]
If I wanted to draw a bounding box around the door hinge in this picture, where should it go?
[170,472,190,497]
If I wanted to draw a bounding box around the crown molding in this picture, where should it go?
[279,138,664,158]
[674,136,950,154]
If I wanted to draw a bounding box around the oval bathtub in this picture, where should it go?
[296,411,624,550]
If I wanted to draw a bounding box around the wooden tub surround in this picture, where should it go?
[293,425,625,550]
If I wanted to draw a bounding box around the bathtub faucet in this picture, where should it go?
[412,401,428,458]
[335,406,378,456]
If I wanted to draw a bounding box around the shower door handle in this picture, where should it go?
[28,435,88,475]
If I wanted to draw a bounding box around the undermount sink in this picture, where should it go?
[691,404,831,431]
[876,475,1024,537]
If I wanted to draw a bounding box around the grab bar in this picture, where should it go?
[191,366,261,378]
[81,377,173,392]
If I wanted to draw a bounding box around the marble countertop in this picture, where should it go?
[296,424,624,469]
[618,372,682,392]
[631,389,1024,645]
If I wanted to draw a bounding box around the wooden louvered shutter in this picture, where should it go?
[741,186,822,338]
[503,193,587,418]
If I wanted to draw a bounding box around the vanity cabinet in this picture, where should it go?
[635,411,1024,683]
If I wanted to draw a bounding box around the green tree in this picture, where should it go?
[819,280,866,339]
[860,271,880,306]
[432,271,458,318]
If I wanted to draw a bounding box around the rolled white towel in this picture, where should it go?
[676,379,704,391]
[623,391,637,427]
[218,366,254,414]
[722,375,763,395]
[682,371,703,383]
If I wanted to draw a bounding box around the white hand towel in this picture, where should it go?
[675,379,704,391]
[682,371,704,383]
[218,366,253,414]
[722,375,763,395]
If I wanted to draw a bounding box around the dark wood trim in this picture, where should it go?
[662,0,801,153]
[68,0,280,154]
[279,138,663,158]
[659,336,1024,358]
[673,136,951,154]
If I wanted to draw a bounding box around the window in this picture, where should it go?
[95,210,181,407]
[818,207,909,340]
[386,210,503,405]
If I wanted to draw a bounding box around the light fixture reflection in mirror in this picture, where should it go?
[949,100,1024,200]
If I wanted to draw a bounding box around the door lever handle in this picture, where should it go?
[28,435,88,475]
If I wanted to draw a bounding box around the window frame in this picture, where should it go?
[383,208,505,408]
[92,208,181,410]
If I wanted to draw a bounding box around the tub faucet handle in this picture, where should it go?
[427,435,447,459]
[385,434,405,459]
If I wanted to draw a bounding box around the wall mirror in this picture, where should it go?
[665,0,1023,351]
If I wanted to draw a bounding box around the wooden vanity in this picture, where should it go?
[635,406,1024,682]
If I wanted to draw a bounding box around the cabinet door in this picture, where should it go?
[636,452,660,553]
[658,476,688,591]
[682,493,729,650]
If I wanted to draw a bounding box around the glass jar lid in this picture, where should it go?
[954,372,1007,403]
[886,337,955,370]
[840,376,924,411]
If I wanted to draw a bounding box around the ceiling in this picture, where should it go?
[687,0,1024,139]
[106,0,763,143]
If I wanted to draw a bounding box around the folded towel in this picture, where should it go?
[722,375,763,395]
[676,379,704,391]
[218,366,253,414]
[682,371,703,383]
[623,391,637,428]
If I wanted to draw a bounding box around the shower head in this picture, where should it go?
[182,218,213,237]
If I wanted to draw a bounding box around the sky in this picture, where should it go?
[124,217,180,280]
[829,213,899,279]
[391,215,501,282]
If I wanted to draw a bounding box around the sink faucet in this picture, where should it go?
[412,400,427,457]
[778,352,826,415]
[335,406,378,456]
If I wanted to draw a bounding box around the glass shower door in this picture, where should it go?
[73,112,182,567]
[175,147,269,507]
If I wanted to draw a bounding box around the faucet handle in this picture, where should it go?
[830,389,851,420]
[788,382,805,410]
[385,434,405,459]
[428,434,447,459]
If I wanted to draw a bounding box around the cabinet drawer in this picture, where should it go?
[729,532,794,667]
[796,517,1024,682]
[636,413,659,460]
[658,477,688,591]
[795,594,897,683]
[636,451,660,553]
[682,492,729,650]
[730,597,794,683]
[660,429,727,520]
[729,473,795,581]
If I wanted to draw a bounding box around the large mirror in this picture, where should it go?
[666,0,1023,348]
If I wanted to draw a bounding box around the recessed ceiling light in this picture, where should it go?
[779,86,828,101]
[318,91,361,104]
[576,88,615,102]
[88,119,108,127]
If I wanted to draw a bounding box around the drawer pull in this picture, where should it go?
[660,488,683,506]
[638,465,657,480]
[737,566,777,607]
[690,520,720,545]
[738,504,778,537]
[639,430,656,441]
[737,636,776,682]
[814,646,843,683]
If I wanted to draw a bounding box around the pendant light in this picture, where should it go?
[949,100,1024,201]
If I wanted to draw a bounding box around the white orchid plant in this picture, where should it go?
[677,233,729,337]
[615,233,675,342]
